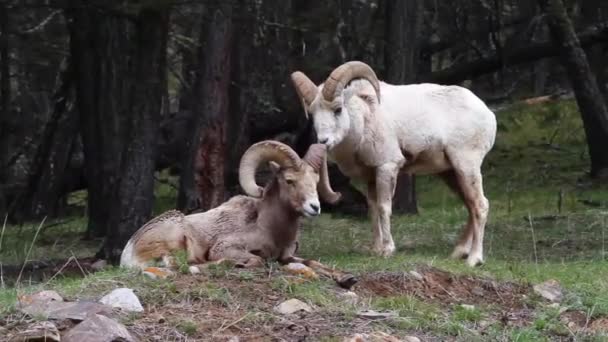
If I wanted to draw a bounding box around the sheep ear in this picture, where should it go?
[268,161,281,173]
[358,93,376,106]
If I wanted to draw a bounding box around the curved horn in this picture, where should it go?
[322,61,381,103]
[303,144,341,204]
[290,71,318,118]
[239,141,302,197]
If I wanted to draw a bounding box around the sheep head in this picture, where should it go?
[239,141,341,217]
[291,61,381,149]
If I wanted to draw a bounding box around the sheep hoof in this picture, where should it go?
[450,246,470,260]
[337,274,358,289]
[466,255,484,267]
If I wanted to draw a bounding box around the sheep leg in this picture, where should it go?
[371,163,400,257]
[209,243,265,268]
[450,162,489,267]
[279,255,358,289]
[439,170,473,259]
[366,181,384,254]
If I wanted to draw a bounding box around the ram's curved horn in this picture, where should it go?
[303,144,341,204]
[290,71,318,118]
[239,141,302,197]
[322,61,381,103]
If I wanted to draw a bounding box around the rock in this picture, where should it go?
[533,279,563,302]
[274,299,313,315]
[460,304,476,311]
[91,259,108,271]
[19,300,112,321]
[408,270,423,281]
[142,267,174,280]
[337,290,359,305]
[99,288,144,313]
[63,313,137,342]
[356,310,398,320]
[18,290,63,305]
[344,332,415,342]
[282,263,319,279]
[9,321,60,342]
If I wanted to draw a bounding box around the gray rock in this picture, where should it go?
[63,314,137,342]
[99,288,144,313]
[19,300,112,321]
[409,270,423,281]
[91,259,108,271]
[356,309,398,320]
[274,299,313,315]
[337,290,359,305]
[404,336,421,342]
[9,321,60,342]
[533,279,563,302]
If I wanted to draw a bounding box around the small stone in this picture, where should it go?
[99,288,143,313]
[533,279,563,302]
[91,259,108,271]
[63,314,136,342]
[337,290,359,305]
[9,321,60,342]
[19,300,112,321]
[460,304,476,311]
[227,337,240,342]
[189,265,201,274]
[356,309,398,320]
[404,336,421,342]
[408,270,423,281]
[274,299,313,315]
[18,290,63,305]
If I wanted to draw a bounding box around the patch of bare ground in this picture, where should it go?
[356,266,536,328]
[124,271,407,341]
[560,310,608,335]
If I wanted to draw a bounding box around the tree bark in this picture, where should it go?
[67,2,131,238]
[9,57,78,220]
[538,0,608,179]
[383,0,420,214]
[178,3,234,212]
[0,3,10,214]
[101,7,168,263]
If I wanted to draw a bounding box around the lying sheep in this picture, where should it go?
[291,61,497,267]
[120,140,357,288]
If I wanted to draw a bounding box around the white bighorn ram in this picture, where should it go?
[120,141,356,288]
[291,61,496,266]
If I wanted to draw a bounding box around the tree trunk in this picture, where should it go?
[101,7,168,263]
[9,58,78,220]
[0,3,10,214]
[538,0,608,179]
[67,3,131,238]
[383,0,420,214]
[178,3,234,212]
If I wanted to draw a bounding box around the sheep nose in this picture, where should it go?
[310,203,320,213]
[318,138,328,144]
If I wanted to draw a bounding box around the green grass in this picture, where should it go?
[1,99,608,340]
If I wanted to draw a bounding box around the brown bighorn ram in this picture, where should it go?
[120,141,356,288]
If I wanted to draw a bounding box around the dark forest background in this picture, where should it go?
[1,0,607,263]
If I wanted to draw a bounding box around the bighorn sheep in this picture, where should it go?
[291,61,497,267]
[120,141,357,288]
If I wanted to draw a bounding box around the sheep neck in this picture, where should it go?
[257,178,300,246]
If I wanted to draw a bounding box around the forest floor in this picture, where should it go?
[1,100,608,341]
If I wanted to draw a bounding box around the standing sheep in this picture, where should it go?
[120,141,357,288]
[290,61,497,267]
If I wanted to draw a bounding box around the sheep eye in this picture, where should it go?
[334,107,342,116]
[286,179,295,185]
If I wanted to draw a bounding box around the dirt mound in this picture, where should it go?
[356,266,530,308]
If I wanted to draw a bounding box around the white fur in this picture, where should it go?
[297,73,496,266]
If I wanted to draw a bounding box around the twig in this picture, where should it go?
[527,213,540,275]
[0,214,7,253]
[15,217,47,287]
